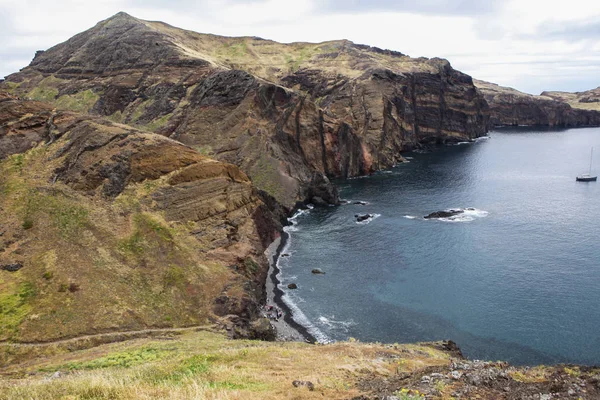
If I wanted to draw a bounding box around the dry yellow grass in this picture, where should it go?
[0,330,452,400]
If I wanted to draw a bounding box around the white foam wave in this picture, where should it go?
[404,215,417,219]
[475,136,490,141]
[355,213,381,225]
[317,315,357,333]
[280,293,331,343]
[437,207,489,223]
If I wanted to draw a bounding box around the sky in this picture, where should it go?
[1,0,599,95]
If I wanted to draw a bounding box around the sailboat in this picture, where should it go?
[576,147,597,182]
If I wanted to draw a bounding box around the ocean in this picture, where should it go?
[277,127,600,365]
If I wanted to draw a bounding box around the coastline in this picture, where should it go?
[264,229,316,343]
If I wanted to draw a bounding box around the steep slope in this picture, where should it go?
[475,80,600,127]
[0,93,281,343]
[542,87,600,112]
[1,12,489,208]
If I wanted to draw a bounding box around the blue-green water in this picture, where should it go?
[278,128,600,365]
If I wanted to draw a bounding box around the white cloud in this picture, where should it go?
[1,0,599,94]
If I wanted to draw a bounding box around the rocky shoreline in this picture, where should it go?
[264,231,316,343]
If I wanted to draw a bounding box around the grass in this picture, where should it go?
[54,89,100,113]
[0,330,452,399]
[249,154,284,200]
[25,76,64,103]
[145,113,173,131]
[45,346,171,371]
[0,282,36,339]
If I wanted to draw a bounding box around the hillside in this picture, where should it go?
[1,12,489,208]
[2,329,600,399]
[542,87,600,112]
[475,80,600,127]
[0,93,282,344]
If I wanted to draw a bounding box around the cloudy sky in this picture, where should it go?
[1,0,599,94]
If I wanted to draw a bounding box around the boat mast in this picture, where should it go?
[590,147,594,175]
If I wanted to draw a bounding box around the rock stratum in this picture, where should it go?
[1,12,489,208]
[0,92,283,343]
[475,80,600,127]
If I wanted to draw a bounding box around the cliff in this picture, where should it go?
[475,80,600,127]
[0,93,282,343]
[1,12,489,208]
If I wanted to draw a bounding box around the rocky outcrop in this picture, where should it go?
[0,96,282,342]
[424,210,464,219]
[475,80,600,127]
[1,12,490,208]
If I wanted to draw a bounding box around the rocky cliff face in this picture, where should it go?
[0,93,281,342]
[1,12,489,208]
[475,80,600,127]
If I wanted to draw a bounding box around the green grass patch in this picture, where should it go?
[118,213,175,257]
[249,154,284,200]
[145,113,173,132]
[46,346,171,371]
[55,89,99,113]
[193,145,213,156]
[0,282,36,338]
[163,266,187,287]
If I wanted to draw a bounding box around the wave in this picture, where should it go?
[317,315,357,334]
[404,215,417,219]
[355,213,381,225]
[280,292,331,343]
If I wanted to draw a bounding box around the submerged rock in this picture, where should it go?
[353,201,368,205]
[311,268,325,274]
[424,209,464,219]
[287,283,298,289]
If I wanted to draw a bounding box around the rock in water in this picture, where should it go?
[424,210,464,219]
[355,214,372,222]
[311,268,325,274]
[287,283,298,289]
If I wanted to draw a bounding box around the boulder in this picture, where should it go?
[292,380,314,391]
[287,283,298,289]
[1,262,23,272]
